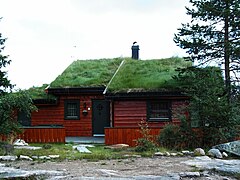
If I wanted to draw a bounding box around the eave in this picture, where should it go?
[105,91,189,100]
[46,87,105,95]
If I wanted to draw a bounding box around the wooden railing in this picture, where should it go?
[18,126,66,143]
[105,127,161,146]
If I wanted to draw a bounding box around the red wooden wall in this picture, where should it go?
[31,95,103,136]
[105,127,161,146]
[113,100,187,128]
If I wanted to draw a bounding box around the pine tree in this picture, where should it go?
[174,0,240,100]
[0,18,13,93]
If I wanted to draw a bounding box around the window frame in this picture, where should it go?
[147,100,172,122]
[64,100,80,120]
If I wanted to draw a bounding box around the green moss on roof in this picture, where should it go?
[107,57,192,93]
[26,84,56,100]
[50,58,122,88]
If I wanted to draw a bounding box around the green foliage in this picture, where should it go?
[0,19,36,141]
[0,18,13,93]
[0,90,36,138]
[26,84,56,100]
[174,67,239,147]
[174,0,240,96]
[108,57,191,92]
[158,119,198,150]
[135,120,156,152]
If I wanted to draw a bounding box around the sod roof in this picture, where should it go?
[107,57,192,93]
[50,58,122,88]
[49,57,192,93]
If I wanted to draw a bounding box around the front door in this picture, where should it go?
[92,100,110,135]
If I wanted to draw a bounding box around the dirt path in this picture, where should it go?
[6,156,237,179]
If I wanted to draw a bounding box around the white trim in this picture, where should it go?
[103,59,125,94]
[93,134,105,137]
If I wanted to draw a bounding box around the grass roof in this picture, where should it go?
[50,58,122,88]
[49,57,192,93]
[107,57,192,93]
[26,84,56,100]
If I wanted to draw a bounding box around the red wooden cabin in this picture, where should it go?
[18,57,190,145]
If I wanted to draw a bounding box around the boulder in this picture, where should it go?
[194,148,205,156]
[213,140,240,157]
[208,149,223,159]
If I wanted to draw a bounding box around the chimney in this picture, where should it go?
[131,42,139,60]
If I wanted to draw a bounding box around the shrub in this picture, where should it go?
[135,120,156,152]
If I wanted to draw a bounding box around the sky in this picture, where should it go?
[0,0,190,90]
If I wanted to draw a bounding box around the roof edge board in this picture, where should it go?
[103,59,125,94]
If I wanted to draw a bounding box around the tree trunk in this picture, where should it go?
[224,0,231,102]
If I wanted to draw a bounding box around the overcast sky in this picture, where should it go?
[0,0,190,90]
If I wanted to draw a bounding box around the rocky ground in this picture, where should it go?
[3,156,239,179]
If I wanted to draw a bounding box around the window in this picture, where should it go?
[147,101,171,121]
[18,111,31,126]
[64,100,80,120]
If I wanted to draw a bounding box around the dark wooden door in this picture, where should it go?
[92,100,110,135]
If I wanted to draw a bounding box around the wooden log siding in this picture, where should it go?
[31,95,104,136]
[105,127,161,146]
[113,100,187,128]
[17,127,66,143]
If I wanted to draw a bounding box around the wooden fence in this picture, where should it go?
[105,127,161,146]
[18,127,66,143]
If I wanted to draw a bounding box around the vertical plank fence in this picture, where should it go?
[105,127,161,146]
[18,127,66,143]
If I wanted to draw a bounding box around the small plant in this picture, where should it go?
[42,144,52,149]
[135,120,156,152]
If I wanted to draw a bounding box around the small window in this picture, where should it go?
[64,100,80,120]
[147,101,171,121]
[18,111,31,126]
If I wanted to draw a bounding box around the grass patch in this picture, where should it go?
[25,84,56,100]
[50,58,122,88]
[12,143,164,162]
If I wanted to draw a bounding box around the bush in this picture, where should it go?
[135,120,156,152]
[158,119,199,150]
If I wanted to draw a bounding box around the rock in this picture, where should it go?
[222,152,228,158]
[177,152,184,156]
[179,171,201,178]
[13,139,28,146]
[0,156,17,161]
[105,144,129,149]
[39,156,51,160]
[19,155,33,161]
[183,158,240,176]
[208,149,223,159]
[213,140,240,157]
[170,153,177,156]
[73,145,92,153]
[194,148,205,156]
[195,156,212,161]
[154,152,164,156]
[14,146,42,150]
[164,152,170,156]
[182,150,193,156]
[49,155,60,159]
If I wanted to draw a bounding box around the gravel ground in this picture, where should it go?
[5,156,238,179]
